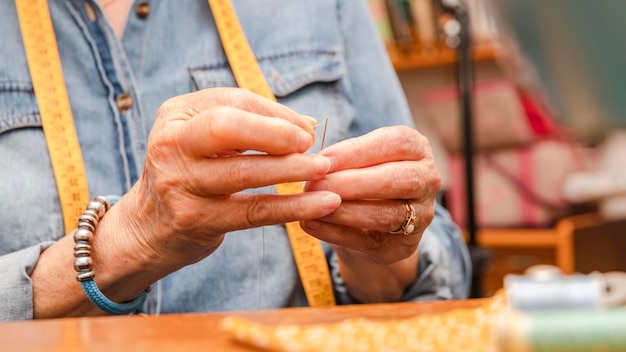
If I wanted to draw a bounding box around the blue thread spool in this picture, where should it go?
[504,274,603,311]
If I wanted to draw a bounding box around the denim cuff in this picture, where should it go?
[329,203,471,304]
[0,242,53,321]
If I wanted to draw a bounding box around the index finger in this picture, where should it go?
[181,106,316,157]
[319,126,432,172]
[157,87,317,137]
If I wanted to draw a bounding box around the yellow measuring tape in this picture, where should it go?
[208,0,336,307]
[16,0,90,235]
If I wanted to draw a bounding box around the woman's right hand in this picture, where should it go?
[111,87,341,274]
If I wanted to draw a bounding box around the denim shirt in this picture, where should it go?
[0,0,471,320]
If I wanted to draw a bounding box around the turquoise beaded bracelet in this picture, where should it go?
[73,195,150,315]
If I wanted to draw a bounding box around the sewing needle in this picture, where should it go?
[320,117,329,150]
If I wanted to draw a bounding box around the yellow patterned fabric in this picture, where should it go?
[222,294,507,352]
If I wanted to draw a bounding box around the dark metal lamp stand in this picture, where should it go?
[440,0,492,298]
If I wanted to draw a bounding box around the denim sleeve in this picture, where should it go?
[407,202,472,301]
[330,202,472,304]
[0,242,53,321]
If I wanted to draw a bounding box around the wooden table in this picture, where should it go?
[0,299,485,351]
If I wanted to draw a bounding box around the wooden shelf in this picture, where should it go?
[462,213,626,296]
[464,227,560,297]
[470,228,558,248]
[387,42,496,71]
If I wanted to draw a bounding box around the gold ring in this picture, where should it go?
[389,202,417,235]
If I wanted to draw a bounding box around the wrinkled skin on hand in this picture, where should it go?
[118,88,342,271]
[303,126,441,266]
[111,88,439,281]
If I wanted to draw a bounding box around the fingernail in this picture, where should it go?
[298,130,313,152]
[313,156,331,176]
[321,192,342,209]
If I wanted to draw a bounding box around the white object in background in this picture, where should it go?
[563,131,626,219]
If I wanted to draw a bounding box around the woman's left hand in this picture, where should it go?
[303,125,440,265]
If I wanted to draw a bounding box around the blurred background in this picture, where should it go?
[368,0,626,297]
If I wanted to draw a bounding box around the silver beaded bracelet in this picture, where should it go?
[73,195,150,315]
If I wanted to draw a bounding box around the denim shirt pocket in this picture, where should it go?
[188,49,351,148]
[188,49,345,95]
[0,80,64,252]
[0,80,41,135]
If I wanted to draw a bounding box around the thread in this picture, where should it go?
[257,185,274,310]
[504,274,603,311]
[258,224,265,310]
[498,308,626,352]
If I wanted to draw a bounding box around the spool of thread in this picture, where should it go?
[504,274,603,311]
[603,272,626,307]
[498,308,626,352]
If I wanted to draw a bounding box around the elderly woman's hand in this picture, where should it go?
[31,88,344,318]
[302,126,441,302]
[115,88,342,273]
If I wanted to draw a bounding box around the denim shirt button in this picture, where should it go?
[115,93,134,113]
[135,2,151,19]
